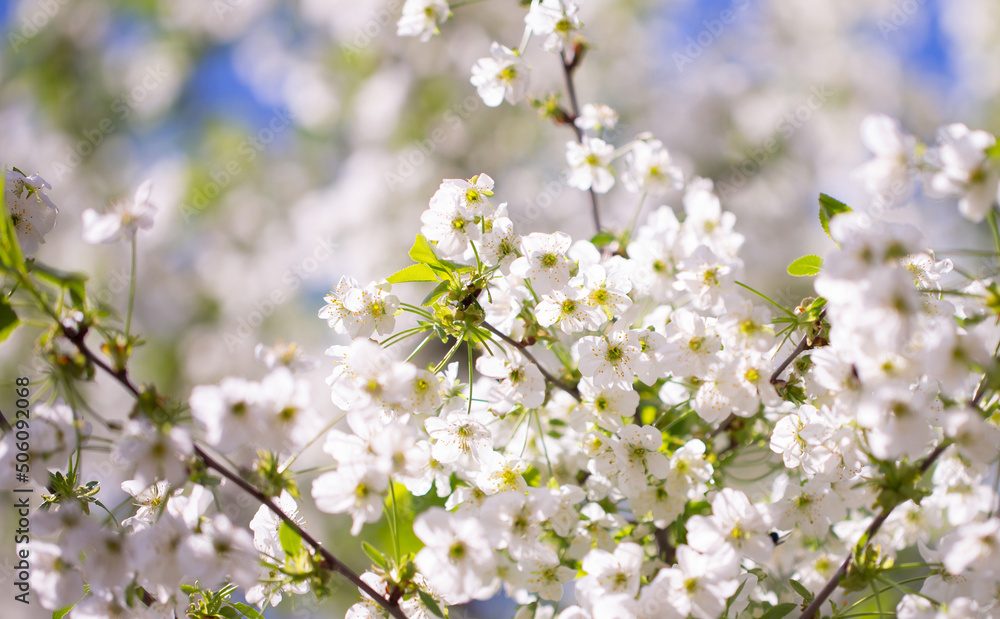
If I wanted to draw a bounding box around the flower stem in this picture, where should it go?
[126,236,137,337]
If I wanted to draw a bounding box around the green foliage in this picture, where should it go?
[787,254,823,277]
[250,451,300,499]
[0,172,26,275]
[30,261,88,309]
[818,193,852,239]
[869,458,930,512]
[0,295,18,343]
[590,230,616,248]
[419,590,447,618]
[387,263,440,283]
[185,584,263,619]
[788,578,815,603]
[841,544,893,593]
[363,541,389,569]
[759,602,798,619]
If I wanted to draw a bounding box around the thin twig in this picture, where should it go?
[481,321,581,401]
[560,47,602,233]
[62,326,407,619]
[770,310,827,385]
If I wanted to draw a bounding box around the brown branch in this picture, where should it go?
[62,325,408,619]
[560,47,602,233]
[771,310,827,385]
[481,321,581,401]
[797,441,950,619]
[653,526,675,564]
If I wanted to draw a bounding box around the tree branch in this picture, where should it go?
[771,310,827,385]
[560,47,602,233]
[481,321,581,401]
[62,325,408,619]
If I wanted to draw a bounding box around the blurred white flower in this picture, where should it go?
[81,179,157,244]
[575,104,618,133]
[925,123,998,222]
[623,138,683,196]
[852,114,917,210]
[397,0,450,42]
[525,0,582,53]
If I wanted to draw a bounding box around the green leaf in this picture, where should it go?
[278,521,303,556]
[590,231,615,248]
[0,172,26,274]
[987,143,1000,159]
[387,263,439,284]
[422,280,450,307]
[217,606,242,619]
[418,590,446,618]
[789,578,815,603]
[0,295,18,343]
[231,602,265,619]
[787,255,823,277]
[180,584,201,595]
[52,607,74,619]
[818,193,851,239]
[362,541,389,569]
[30,261,88,307]
[409,234,443,266]
[759,602,798,619]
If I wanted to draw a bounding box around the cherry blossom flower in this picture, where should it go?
[413,508,498,604]
[82,179,157,244]
[397,0,450,42]
[472,43,529,107]
[623,138,683,196]
[4,169,58,256]
[575,321,641,390]
[852,114,917,209]
[510,231,573,294]
[575,104,618,134]
[476,349,547,414]
[535,287,604,334]
[925,122,998,222]
[567,137,615,194]
[524,0,582,53]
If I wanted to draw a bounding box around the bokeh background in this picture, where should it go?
[1,0,999,616]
